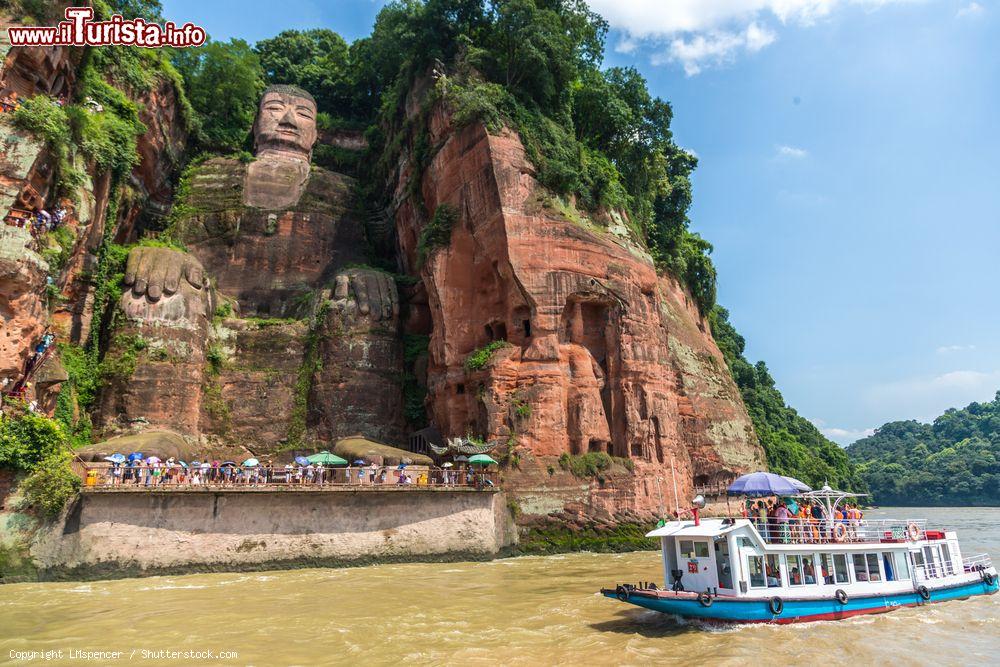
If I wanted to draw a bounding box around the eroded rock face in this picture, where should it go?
[0,225,48,377]
[391,109,766,517]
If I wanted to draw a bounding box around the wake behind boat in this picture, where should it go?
[601,475,998,624]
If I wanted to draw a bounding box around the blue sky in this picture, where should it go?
[161,0,1000,444]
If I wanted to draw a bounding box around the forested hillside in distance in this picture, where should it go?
[847,392,1000,506]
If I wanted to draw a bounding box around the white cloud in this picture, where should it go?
[864,369,1000,423]
[956,2,984,18]
[615,36,639,54]
[776,144,809,159]
[655,22,777,75]
[935,344,976,355]
[822,426,876,444]
[587,0,922,74]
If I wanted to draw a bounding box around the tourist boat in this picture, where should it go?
[601,486,998,624]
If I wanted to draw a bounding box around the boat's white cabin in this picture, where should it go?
[648,517,977,599]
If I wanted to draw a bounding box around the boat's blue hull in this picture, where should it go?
[603,577,998,624]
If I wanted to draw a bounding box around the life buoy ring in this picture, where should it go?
[835,589,849,605]
[833,523,849,542]
[982,571,996,586]
[697,592,713,607]
[917,585,930,601]
[616,585,630,602]
[768,596,783,615]
[906,522,921,542]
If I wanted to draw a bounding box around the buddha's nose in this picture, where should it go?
[280,107,297,125]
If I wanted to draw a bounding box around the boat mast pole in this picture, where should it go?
[670,458,680,515]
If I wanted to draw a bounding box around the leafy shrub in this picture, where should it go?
[558,451,613,479]
[416,204,459,267]
[464,340,511,372]
[0,410,67,471]
[12,96,85,199]
[20,454,80,519]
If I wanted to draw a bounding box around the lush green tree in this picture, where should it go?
[254,29,357,118]
[172,39,265,153]
[0,410,68,472]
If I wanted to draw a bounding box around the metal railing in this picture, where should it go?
[752,518,929,545]
[78,462,499,491]
[963,553,993,572]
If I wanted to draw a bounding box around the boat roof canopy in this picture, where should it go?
[645,519,748,539]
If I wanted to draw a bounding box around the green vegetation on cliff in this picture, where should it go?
[710,307,864,491]
[0,407,80,519]
[847,392,1000,506]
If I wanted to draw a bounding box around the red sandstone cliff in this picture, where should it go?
[389,97,765,520]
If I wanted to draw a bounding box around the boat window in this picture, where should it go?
[866,553,882,582]
[737,537,754,548]
[821,554,834,584]
[833,554,850,584]
[694,542,709,558]
[801,555,816,584]
[679,540,695,558]
[748,555,767,588]
[786,555,803,586]
[853,553,870,582]
[766,554,782,587]
[922,546,940,578]
[882,552,896,581]
[894,551,910,579]
[940,544,954,575]
[912,549,926,578]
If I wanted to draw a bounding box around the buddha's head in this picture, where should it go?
[252,84,317,160]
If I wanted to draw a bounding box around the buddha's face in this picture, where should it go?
[253,90,317,159]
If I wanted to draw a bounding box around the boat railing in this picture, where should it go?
[753,517,929,545]
[962,553,993,572]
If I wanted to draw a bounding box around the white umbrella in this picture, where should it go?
[442,462,454,468]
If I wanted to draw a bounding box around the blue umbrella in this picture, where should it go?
[781,475,812,492]
[128,452,144,462]
[294,456,310,465]
[353,459,365,465]
[727,472,801,497]
[397,463,408,470]
[179,461,189,469]
[104,453,126,464]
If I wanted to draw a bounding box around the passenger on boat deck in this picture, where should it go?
[775,502,792,543]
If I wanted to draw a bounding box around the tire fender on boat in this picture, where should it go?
[768,596,783,615]
[982,571,996,586]
[835,589,849,605]
[917,585,930,601]
[616,585,630,602]
[697,592,713,608]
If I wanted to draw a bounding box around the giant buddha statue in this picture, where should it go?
[97,85,406,451]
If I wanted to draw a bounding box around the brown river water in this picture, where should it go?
[1,507,997,666]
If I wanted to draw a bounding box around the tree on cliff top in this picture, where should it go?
[255,29,360,120]
[172,39,266,153]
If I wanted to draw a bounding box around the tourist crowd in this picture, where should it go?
[744,498,865,544]
[88,459,494,489]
